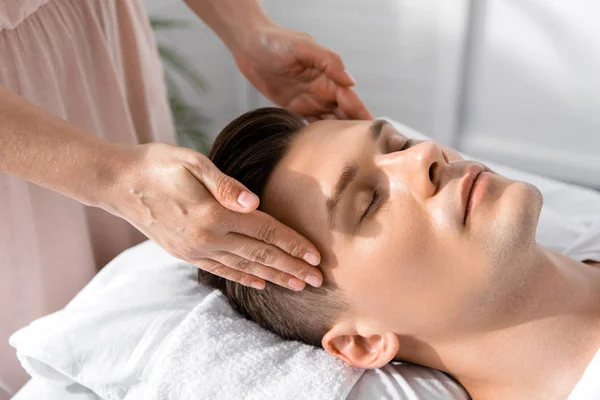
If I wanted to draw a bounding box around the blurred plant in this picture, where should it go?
[151,17,211,154]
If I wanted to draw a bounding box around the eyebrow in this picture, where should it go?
[326,119,389,228]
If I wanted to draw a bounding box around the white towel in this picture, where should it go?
[146,290,365,400]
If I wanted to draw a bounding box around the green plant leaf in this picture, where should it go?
[151,15,211,154]
[150,17,190,31]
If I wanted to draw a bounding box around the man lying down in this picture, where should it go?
[198,107,600,399]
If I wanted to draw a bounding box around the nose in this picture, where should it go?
[376,141,448,198]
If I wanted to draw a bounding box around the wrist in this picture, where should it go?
[184,0,274,54]
[85,142,136,214]
[225,13,275,54]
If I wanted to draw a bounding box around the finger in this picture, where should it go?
[320,113,337,120]
[294,40,355,87]
[219,232,323,287]
[195,259,266,290]
[212,251,308,291]
[334,107,349,120]
[184,153,260,213]
[288,93,335,120]
[336,86,374,120]
[227,208,322,270]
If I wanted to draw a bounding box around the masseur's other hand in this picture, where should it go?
[231,23,373,121]
[104,142,323,291]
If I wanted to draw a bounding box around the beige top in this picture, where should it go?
[0,0,175,397]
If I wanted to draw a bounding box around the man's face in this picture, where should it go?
[262,120,543,353]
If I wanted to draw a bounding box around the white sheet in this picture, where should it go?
[13,379,99,400]
[570,337,600,399]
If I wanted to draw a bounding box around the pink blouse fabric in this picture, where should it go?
[0,0,175,397]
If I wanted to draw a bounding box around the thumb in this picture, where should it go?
[296,40,356,87]
[188,156,260,213]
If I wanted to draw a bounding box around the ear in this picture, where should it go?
[322,327,399,369]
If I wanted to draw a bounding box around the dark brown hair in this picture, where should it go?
[199,107,350,347]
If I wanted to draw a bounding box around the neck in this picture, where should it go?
[436,246,600,399]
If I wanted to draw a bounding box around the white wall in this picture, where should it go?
[145,0,600,189]
[256,0,471,147]
[458,0,600,188]
[144,0,470,142]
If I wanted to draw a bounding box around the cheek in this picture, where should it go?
[440,145,464,162]
[334,202,442,329]
[331,197,492,336]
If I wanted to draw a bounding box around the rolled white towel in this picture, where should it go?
[147,289,365,400]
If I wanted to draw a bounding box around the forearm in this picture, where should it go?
[0,85,121,207]
[183,0,273,51]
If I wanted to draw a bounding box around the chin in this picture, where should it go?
[516,181,544,228]
[470,181,544,319]
[482,181,543,263]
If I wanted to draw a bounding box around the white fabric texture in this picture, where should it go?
[12,379,99,400]
[147,290,364,400]
[566,220,600,400]
[347,363,465,400]
[9,119,600,400]
[9,242,207,400]
[569,340,600,400]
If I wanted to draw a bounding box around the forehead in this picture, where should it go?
[278,119,369,190]
[261,120,370,261]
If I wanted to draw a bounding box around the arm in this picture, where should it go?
[183,0,270,52]
[0,85,118,207]
[0,85,322,290]
[184,0,372,120]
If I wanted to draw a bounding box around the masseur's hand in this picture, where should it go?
[231,23,373,121]
[104,142,323,291]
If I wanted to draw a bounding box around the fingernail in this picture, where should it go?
[303,253,320,266]
[305,274,322,288]
[251,280,265,290]
[345,70,356,85]
[237,191,259,209]
[288,277,305,291]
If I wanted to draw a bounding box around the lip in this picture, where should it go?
[462,164,485,224]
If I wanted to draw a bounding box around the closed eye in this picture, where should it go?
[360,138,414,221]
[402,138,415,150]
[361,189,383,221]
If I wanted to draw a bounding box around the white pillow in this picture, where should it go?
[10,242,211,398]
[10,119,600,399]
